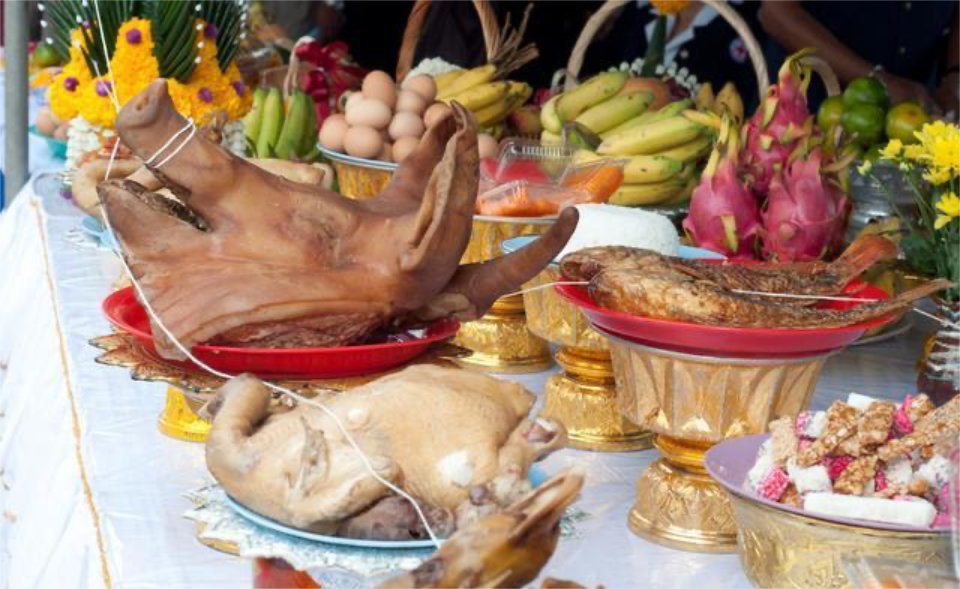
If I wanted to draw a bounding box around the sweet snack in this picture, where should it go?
[747,393,959,528]
[205,365,567,540]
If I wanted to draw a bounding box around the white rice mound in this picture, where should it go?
[558,204,679,259]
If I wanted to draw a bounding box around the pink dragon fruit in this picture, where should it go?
[761,147,849,262]
[683,124,761,259]
[742,49,817,197]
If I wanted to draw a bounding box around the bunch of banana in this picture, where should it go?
[694,81,744,122]
[244,87,318,160]
[434,65,533,131]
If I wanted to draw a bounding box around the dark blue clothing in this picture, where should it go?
[765,0,957,110]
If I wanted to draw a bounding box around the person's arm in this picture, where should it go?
[934,16,959,115]
[758,1,933,108]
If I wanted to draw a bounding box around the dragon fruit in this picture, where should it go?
[683,121,761,259]
[742,49,816,197]
[761,147,849,262]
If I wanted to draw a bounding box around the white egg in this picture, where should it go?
[343,125,383,159]
[345,98,392,130]
[344,91,364,113]
[389,112,425,141]
[401,74,438,102]
[393,136,419,163]
[395,90,427,115]
[318,114,349,152]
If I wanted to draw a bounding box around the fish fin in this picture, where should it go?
[834,235,899,279]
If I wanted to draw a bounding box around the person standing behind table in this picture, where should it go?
[759,1,959,116]
[580,0,767,113]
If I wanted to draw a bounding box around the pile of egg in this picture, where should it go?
[319,70,498,164]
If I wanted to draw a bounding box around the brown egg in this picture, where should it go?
[318,114,349,152]
[423,102,452,128]
[343,125,383,159]
[393,136,419,163]
[53,124,69,141]
[477,133,499,159]
[344,91,364,113]
[401,74,438,102]
[389,112,425,141]
[362,70,397,109]
[345,98,392,130]
[395,90,427,115]
[36,107,58,136]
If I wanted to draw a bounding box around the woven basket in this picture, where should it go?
[396,0,500,82]
[562,0,769,99]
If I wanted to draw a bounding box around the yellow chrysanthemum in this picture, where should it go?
[49,29,95,121]
[651,0,690,16]
[77,75,118,128]
[935,191,960,229]
[880,139,902,159]
[912,121,960,185]
[111,18,160,106]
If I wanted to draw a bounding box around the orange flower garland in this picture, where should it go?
[650,0,690,16]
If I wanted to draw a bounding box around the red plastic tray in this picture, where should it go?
[102,287,459,379]
[554,281,895,357]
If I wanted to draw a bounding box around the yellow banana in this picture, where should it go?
[437,64,496,99]
[507,80,533,102]
[556,71,628,122]
[609,178,686,206]
[682,109,722,131]
[695,82,715,112]
[598,116,704,156]
[713,81,744,122]
[433,70,465,95]
[541,130,562,145]
[658,134,715,163]
[447,81,509,111]
[473,97,511,127]
[575,149,683,184]
[575,91,654,134]
[661,174,698,205]
[600,111,657,139]
[540,94,562,134]
[646,98,694,122]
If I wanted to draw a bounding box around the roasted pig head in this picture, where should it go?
[98,80,577,358]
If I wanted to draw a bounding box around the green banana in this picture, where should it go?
[597,116,704,156]
[574,91,654,134]
[540,94,562,134]
[299,94,318,157]
[657,133,714,163]
[608,177,686,206]
[556,71,628,122]
[646,98,694,122]
[256,87,284,159]
[243,87,266,144]
[562,122,603,151]
[276,91,310,160]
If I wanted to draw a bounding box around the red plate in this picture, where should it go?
[102,287,460,379]
[555,281,895,358]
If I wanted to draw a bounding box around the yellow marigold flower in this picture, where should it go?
[77,75,117,128]
[880,139,902,159]
[934,191,960,229]
[651,0,690,16]
[111,18,160,106]
[857,160,873,175]
[903,143,925,161]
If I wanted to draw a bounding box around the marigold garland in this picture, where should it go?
[49,17,250,128]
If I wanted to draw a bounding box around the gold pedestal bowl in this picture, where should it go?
[317,146,395,200]
[606,333,830,552]
[520,261,651,451]
[454,215,555,373]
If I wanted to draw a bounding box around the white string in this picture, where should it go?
[504,281,589,298]
[88,0,442,547]
[91,0,121,112]
[731,289,960,329]
[143,118,196,166]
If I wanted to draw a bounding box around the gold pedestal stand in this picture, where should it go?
[606,333,829,552]
[91,332,465,443]
[522,265,650,451]
[454,215,556,374]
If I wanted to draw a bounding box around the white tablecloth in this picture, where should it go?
[0,175,938,589]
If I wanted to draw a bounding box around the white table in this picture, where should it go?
[0,176,936,589]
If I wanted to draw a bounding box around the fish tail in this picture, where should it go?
[833,235,899,279]
[888,279,955,307]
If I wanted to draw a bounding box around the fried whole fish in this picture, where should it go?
[561,245,951,329]
[562,235,899,300]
